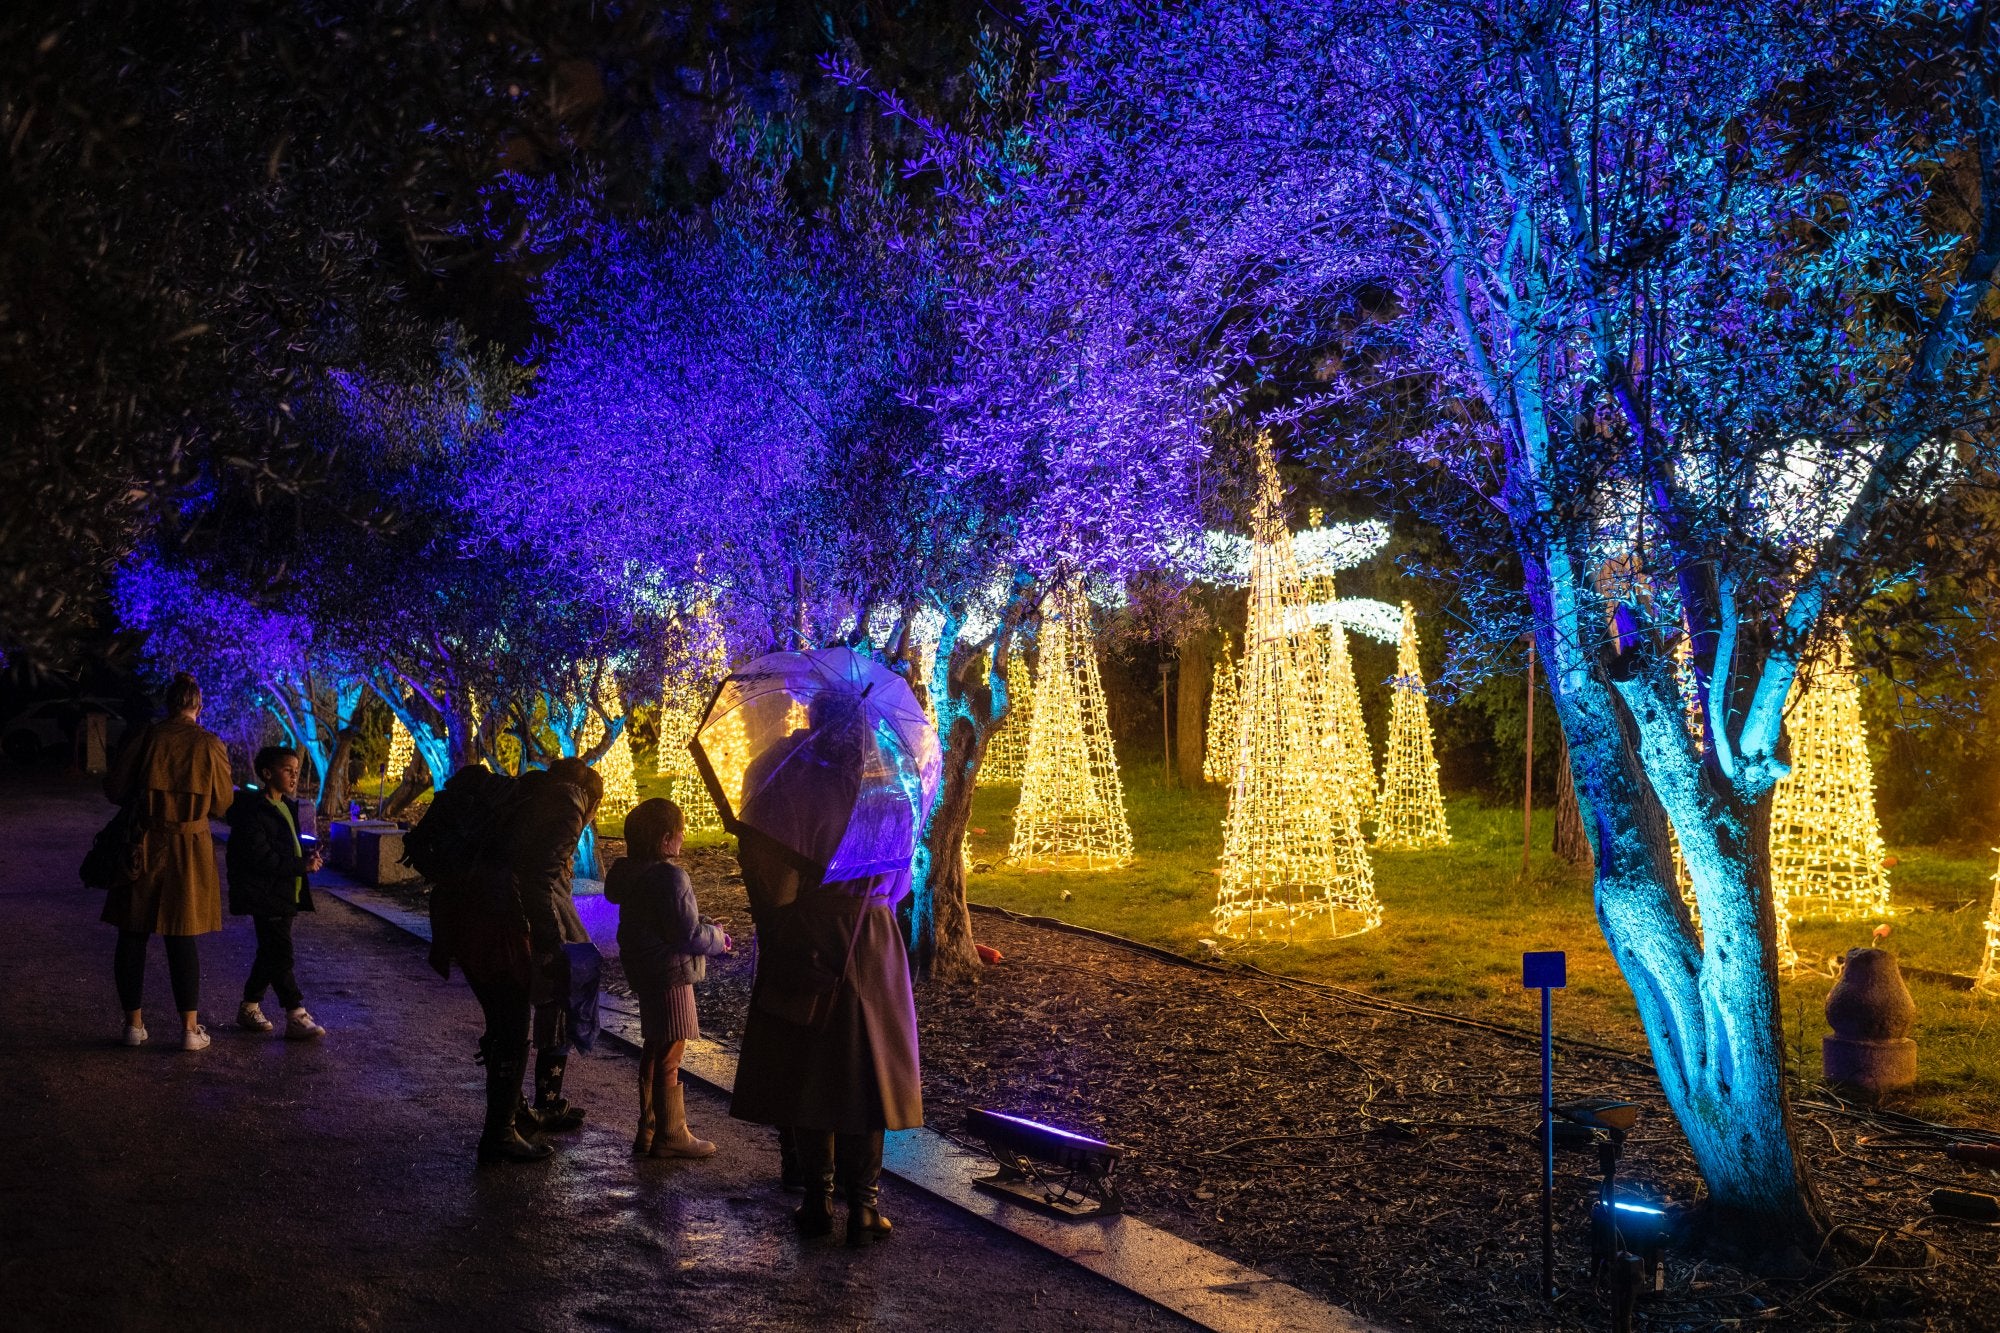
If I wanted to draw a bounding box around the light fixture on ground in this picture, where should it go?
[1213,444,1378,939]
[966,1107,1124,1218]
[1374,601,1450,850]
[1009,580,1133,869]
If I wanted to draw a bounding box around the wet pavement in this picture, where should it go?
[0,775,1190,1332]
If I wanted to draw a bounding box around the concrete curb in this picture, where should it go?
[321,879,1390,1333]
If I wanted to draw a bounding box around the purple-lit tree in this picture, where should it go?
[944,0,2000,1249]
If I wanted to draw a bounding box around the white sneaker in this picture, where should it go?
[285,1008,326,1040]
[182,1025,211,1052]
[122,1023,148,1047]
[238,1002,274,1033]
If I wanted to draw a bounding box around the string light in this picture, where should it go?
[1769,630,1892,922]
[1323,613,1376,823]
[1976,852,2000,997]
[979,645,1034,785]
[1214,447,1379,939]
[1202,636,1239,785]
[1374,601,1451,850]
[1010,579,1133,869]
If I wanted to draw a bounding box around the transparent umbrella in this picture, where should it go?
[690,647,942,882]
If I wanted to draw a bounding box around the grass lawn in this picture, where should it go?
[964,763,2000,1128]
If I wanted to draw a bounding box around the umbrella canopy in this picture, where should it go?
[690,647,942,882]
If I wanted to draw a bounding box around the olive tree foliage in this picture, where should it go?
[951,0,2000,1250]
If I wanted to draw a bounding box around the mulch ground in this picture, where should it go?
[450,842,2000,1331]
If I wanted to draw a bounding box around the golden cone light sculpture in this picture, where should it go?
[979,646,1034,785]
[656,601,730,831]
[579,669,640,821]
[1009,580,1133,869]
[1323,614,1375,821]
[1373,602,1450,849]
[1214,449,1378,939]
[1976,852,2000,997]
[1769,631,1892,923]
[1202,637,1239,785]
[386,713,414,784]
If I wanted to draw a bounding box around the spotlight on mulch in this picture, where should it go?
[967,1108,1123,1219]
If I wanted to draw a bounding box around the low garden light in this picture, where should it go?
[966,1108,1124,1219]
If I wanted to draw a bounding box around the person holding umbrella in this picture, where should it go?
[693,649,940,1246]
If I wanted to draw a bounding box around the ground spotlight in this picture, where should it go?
[966,1109,1124,1219]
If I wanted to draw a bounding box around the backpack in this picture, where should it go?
[80,803,147,891]
[401,765,520,885]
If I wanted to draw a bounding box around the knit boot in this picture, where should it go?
[631,1063,657,1155]
[650,1082,717,1159]
[792,1129,836,1238]
[533,1046,585,1133]
[477,1052,553,1166]
[838,1130,891,1246]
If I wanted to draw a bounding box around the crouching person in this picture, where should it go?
[606,799,731,1158]
[227,746,327,1039]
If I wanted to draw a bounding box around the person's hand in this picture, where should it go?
[307,849,326,873]
[722,933,735,953]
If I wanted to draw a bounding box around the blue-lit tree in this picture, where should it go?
[943,0,2000,1249]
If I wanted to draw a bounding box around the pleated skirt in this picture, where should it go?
[637,982,701,1044]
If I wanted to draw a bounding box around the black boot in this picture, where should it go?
[477,1052,553,1166]
[838,1130,891,1246]
[533,1047,585,1133]
[792,1129,836,1238]
[778,1127,805,1192]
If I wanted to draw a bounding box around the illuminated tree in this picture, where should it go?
[1770,633,1893,923]
[1010,581,1132,869]
[977,645,1034,784]
[1201,636,1239,785]
[1374,603,1451,850]
[1214,451,1378,939]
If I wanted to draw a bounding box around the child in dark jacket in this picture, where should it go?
[605,798,731,1158]
[225,746,326,1039]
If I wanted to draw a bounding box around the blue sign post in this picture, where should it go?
[1523,949,1567,1301]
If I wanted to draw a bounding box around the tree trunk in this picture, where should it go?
[914,710,984,983]
[1176,636,1210,788]
[317,732,355,819]
[1552,728,1591,868]
[1556,669,1827,1256]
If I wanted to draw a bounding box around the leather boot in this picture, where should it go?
[650,1082,717,1159]
[477,1052,553,1166]
[631,1062,656,1155]
[792,1129,836,1237]
[778,1127,804,1191]
[838,1131,891,1245]
[533,1046,585,1133]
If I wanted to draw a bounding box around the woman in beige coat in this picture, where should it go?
[102,673,234,1051]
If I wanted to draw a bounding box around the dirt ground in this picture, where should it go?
[658,848,2000,1332]
[0,776,1190,1333]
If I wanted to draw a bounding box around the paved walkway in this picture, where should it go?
[0,776,1188,1332]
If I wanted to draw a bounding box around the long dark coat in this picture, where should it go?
[428,769,591,987]
[100,719,234,936]
[729,827,923,1134]
[224,789,318,917]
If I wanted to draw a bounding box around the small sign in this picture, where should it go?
[1522,950,1567,989]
